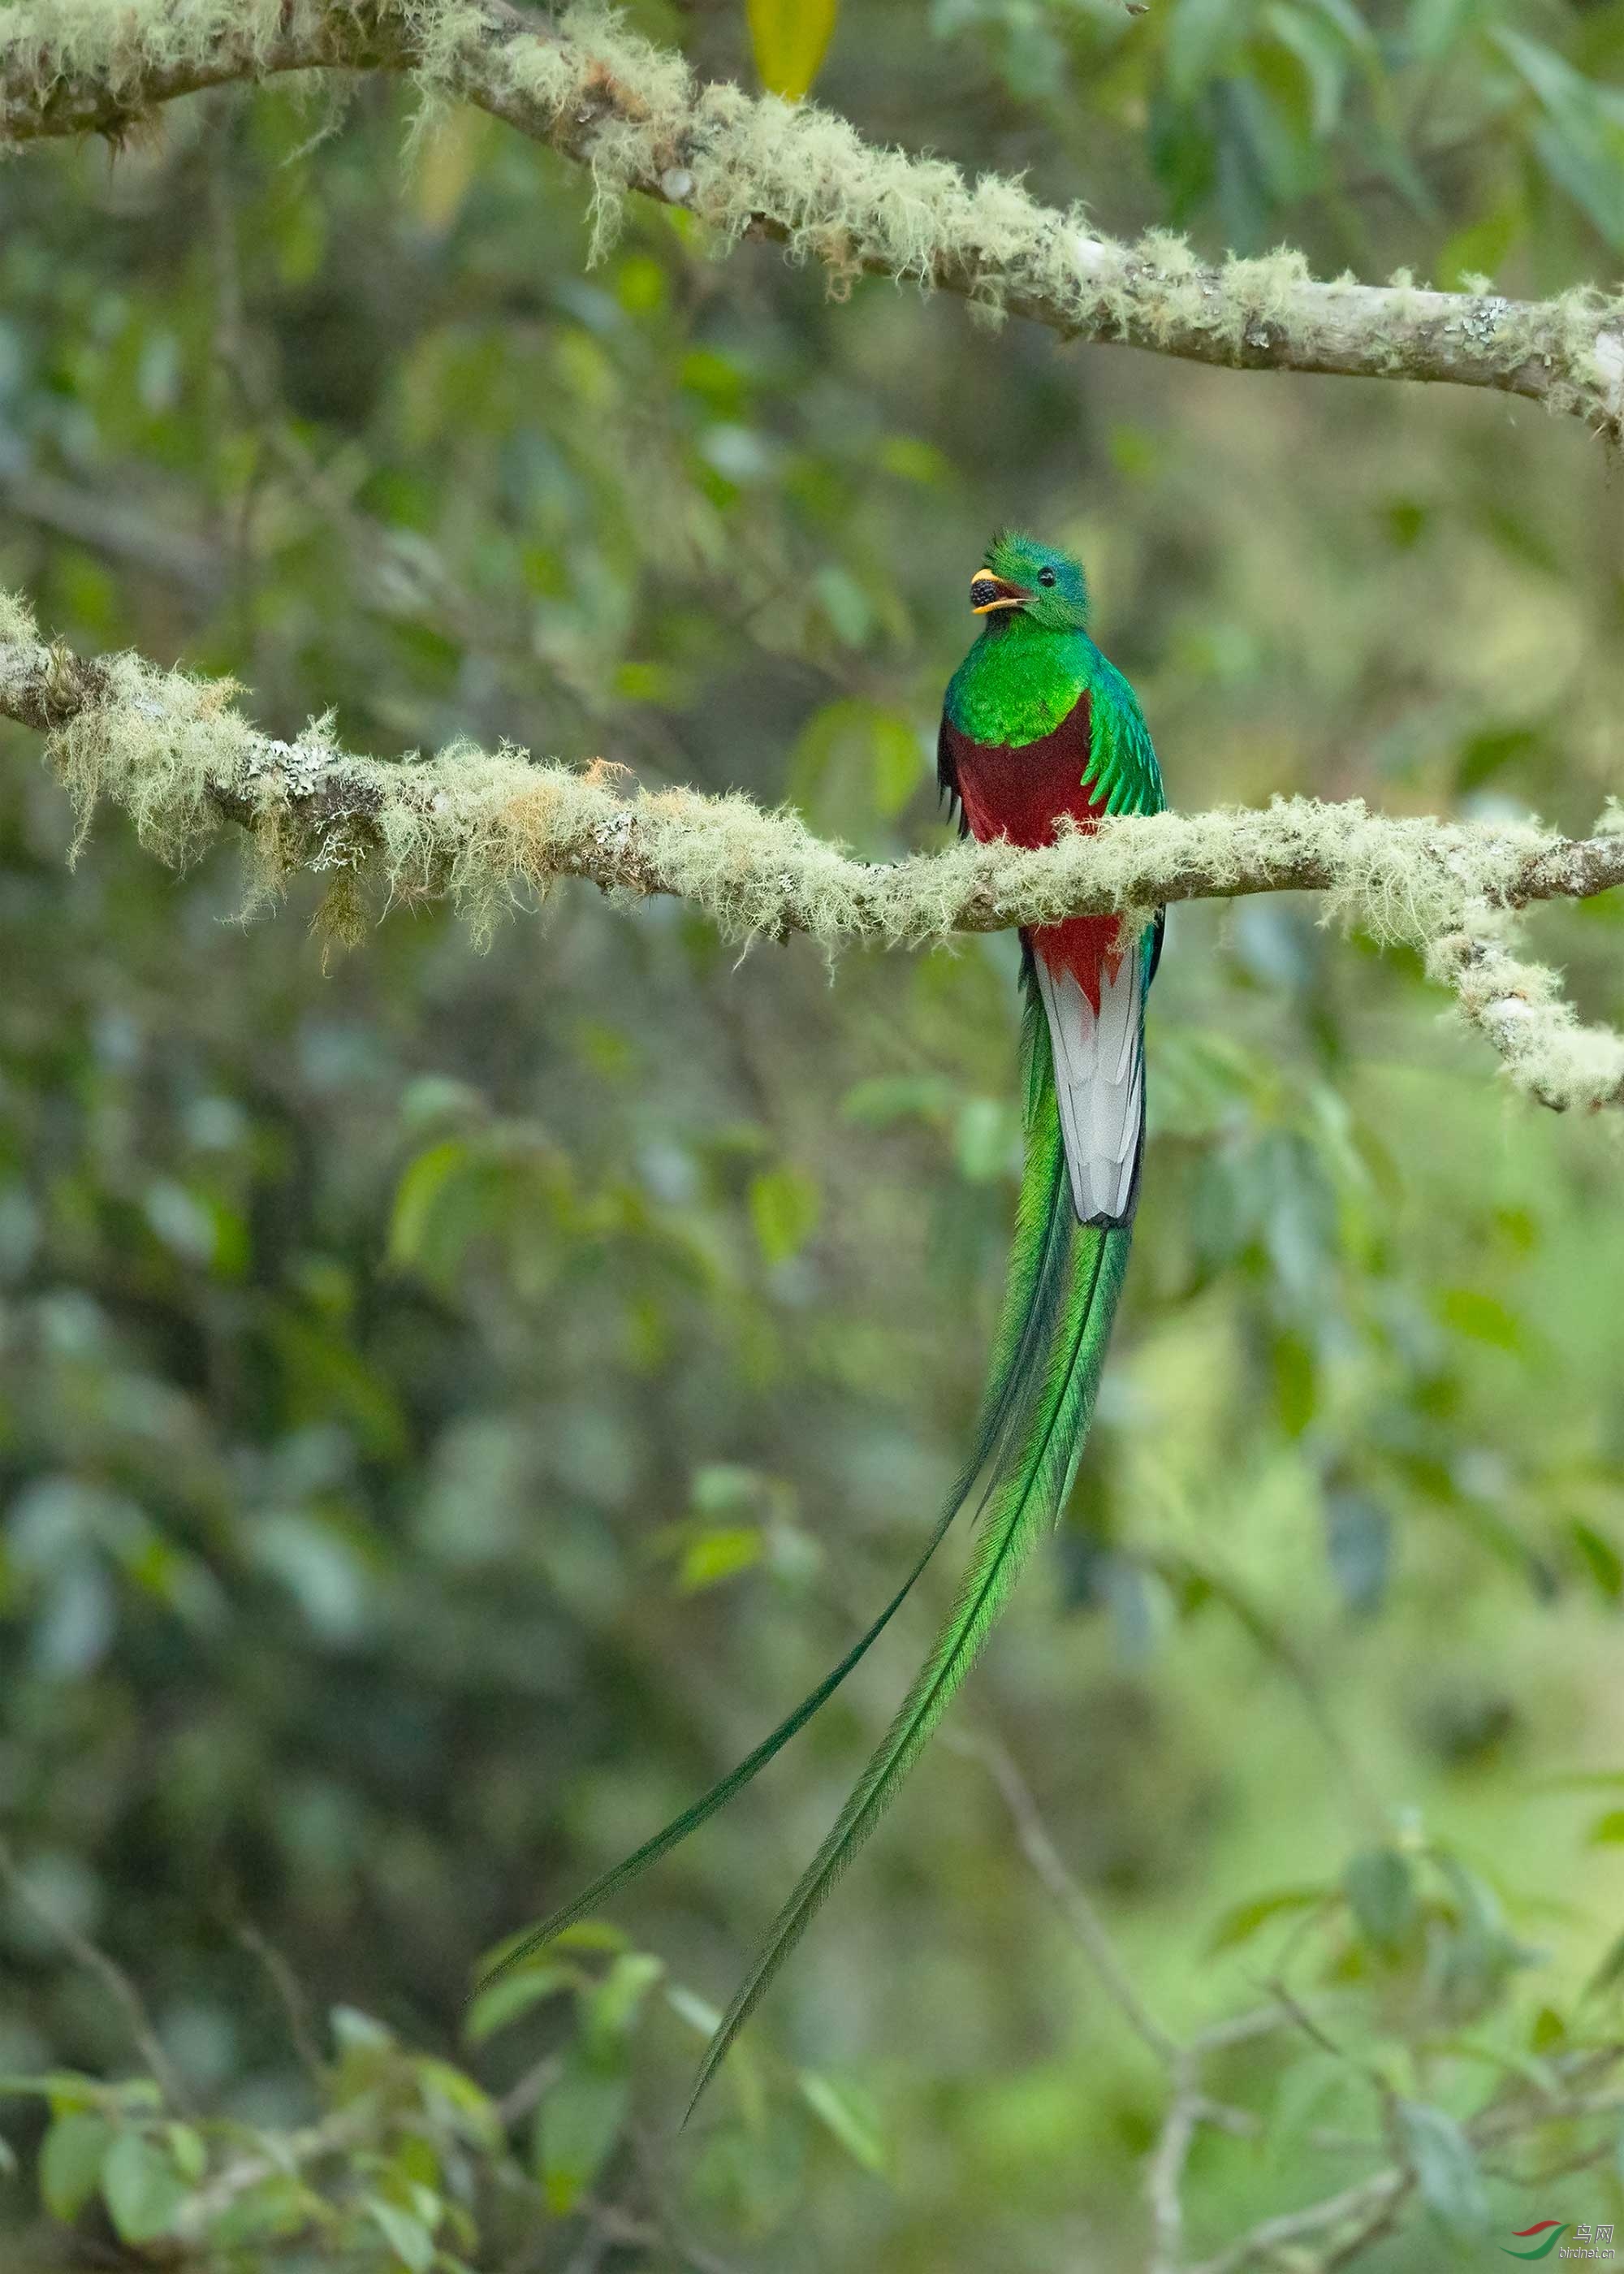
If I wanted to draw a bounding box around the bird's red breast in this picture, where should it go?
[940,707,1124,1014]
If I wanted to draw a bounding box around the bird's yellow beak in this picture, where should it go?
[970,571,1027,613]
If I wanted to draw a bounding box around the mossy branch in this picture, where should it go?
[5,0,1624,428]
[2,594,1623,1115]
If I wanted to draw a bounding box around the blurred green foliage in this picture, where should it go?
[3,0,1624,2267]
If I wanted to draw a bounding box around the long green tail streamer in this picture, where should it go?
[475,993,1073,2000]
[684,1005,1133,2112]
[479,986,1134,2116]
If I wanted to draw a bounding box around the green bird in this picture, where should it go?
[482,530,1165,2111]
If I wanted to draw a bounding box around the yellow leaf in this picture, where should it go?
[746,0,839,101]
[678,1526,762,1592]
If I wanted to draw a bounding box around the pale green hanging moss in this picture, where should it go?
[0,590,41,647]
[1429,915,1624,1113]
[3,0,1622,424]
[3,601,1622,1113]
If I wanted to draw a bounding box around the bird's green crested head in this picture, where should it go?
[968,529,1089,634]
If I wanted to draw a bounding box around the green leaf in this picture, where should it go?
[412,2059,502,2145]
[330,2005,395,2052]
[208,2175,324,2246]
[464,1961,573,2044]
[677,1525,762,1592]
[746,0,839,103]
[1263,2,1348,139]
[1324,1489,1392,1616]
[1344,1847,1418,1955]
[1205,1883,1328,1954]
[38,2111,114,2222]
[1494,30,1624,249]
[582,1952,665,2060]
[1271,1329,1317,1436]
[1394,2099,1487,2237]
[367,2197,436,2272]
[1585,1927,1624,1999]
[665,1983,723,2038]
[1588,1809,1624,1845]
[551,1921,631,1954]
[788,697,918,835]
[534,2054,629,2216]
[101,2131,189,2246]
[840,1074,954,1128]
[689,1463,785,1520]
[869,713,922,817]
[1530,2004,1566,2050]
[1431,1850,1539,2003]
[1168,0,1254,100]
[954,1096,1019,1184]
[266,1319,408,1462]
[1406,0,1474,65]
[1436,1287,1522,1352]
[388,1139,469,1269]
[797,2070,887,2172]
[876,434,952,485]
[811,564,871,646]
[0,2074,102,2108]
[1301,0,1372,49]
[1571,1520,1624,1602]
[1436,200,1521,291]
[165,2123,207,2182]
[749,1165,820,1265]
[1432,2030,1557,2097]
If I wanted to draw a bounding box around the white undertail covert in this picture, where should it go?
[1033,946,1144,1226]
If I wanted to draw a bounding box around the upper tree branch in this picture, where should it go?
[4,0,1622,427]
[2,598,1622,1113]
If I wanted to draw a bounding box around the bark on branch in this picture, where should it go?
[5,0,1624,428]
[2,598,1622,1114]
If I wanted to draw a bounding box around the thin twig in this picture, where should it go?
[952,1730,1302,2274]
[1186,2069,1624,2274]
[587,2196,741,2274]
[0,460,220,595]
[170,2097,382,2245]
[496,2052,564,2129]
[1142,1553,1393,1837]
[1147,2042,1203,2274]
[952,1727,1179,2065]
[1186,2168,1412,2274]
[236,1922,328,2090]
[0,1833,191,2113]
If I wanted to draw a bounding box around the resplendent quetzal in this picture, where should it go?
[486,530,1164,2110]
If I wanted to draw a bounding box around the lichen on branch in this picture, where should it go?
[2,595,1623,1115]
[3,0,1623,427]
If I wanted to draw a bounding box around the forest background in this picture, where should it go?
[3,0,1624,2268]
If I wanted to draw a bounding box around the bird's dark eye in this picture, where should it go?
[1038,566,1056,587]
